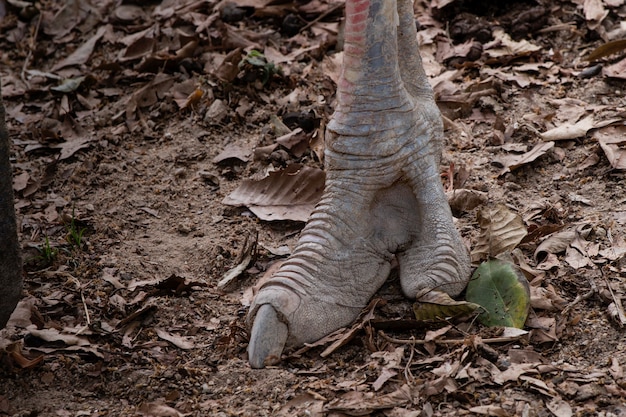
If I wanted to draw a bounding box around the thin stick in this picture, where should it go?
[21,12,43,88]
[379,331,525,346]
[294,3,344,37]
[561,276,597,316]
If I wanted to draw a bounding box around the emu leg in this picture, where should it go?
[247,0,470,368]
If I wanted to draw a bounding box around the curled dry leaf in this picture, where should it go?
[446,188,488,216]
[472,204,528,262]
[223,164,325,222]
[534,224,591,263]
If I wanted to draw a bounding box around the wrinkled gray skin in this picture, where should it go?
[0,80,22,329]
[247,0,471,368]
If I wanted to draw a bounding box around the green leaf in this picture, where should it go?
[465,259,530,328]
[413,289,480,322]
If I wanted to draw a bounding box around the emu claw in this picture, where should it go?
[248,304,288,369]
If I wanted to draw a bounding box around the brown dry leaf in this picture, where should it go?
[491,362,540,384]
[583,0,608,30]
[324,384,413,414]
[321,52,343,84]
[447,188,488,216]
[496,141,554,176]
[546,398,573,417]
[215,48,243,83]
[594,126,626,169]
[3,297,36,329]
[275,394,324,417]
[174,88,203,111]
[535,224,592,269]
[155,328,194,350]
[485,28,541,58]
[586,39,626,61]
[371,347,404,391]
[530,285,567,311]
[564,245,594,269]
[468,405,509,416]
[519,375,558,396]
[540,115,595,141]
[276,128,311,157]
[599,239,626,261]
[472,205,528,262]
[534,227,579,263]
[413,289,480,321]
[222,164,325,222]
[12,171,30,193]
[213,144,251,164]
[482,67,534,88]
[527,316,558,343]
[264,44,320,65]
[119,28,157,61]
[42,0,91,39]
[604,57,626,79]
[320,298,379,357]
[138,401,186,417]
[127,74,175,119]
[6,343,44,369]
[52,25,109,72]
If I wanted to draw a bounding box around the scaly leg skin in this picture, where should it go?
[247,0,471,368]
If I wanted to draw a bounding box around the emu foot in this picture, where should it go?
[247,0,471,368]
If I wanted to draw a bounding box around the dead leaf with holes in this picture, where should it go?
[472,205,528,262]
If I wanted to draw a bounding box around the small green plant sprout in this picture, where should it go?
[38,235,58,265]
[238,50,282,85]
[66,208,87,250]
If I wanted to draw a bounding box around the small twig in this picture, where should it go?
[404,344,416,382]
[21,11,43,88]
[561,276,597,316]
[379,331,525,346]
[294,3,344,37]
[604,273,626,326]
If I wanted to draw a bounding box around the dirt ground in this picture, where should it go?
[1,0,626,415]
